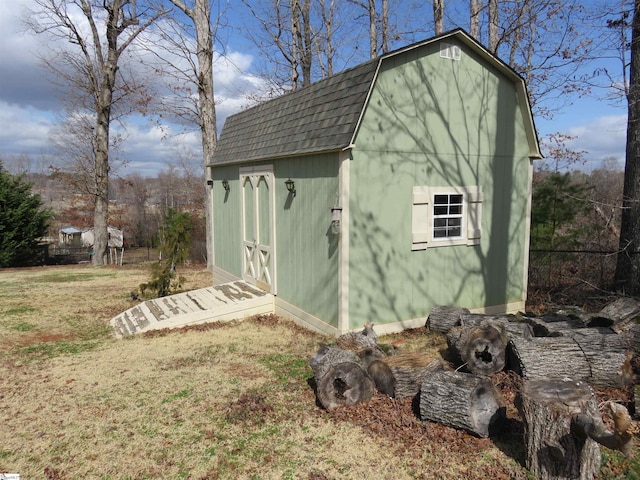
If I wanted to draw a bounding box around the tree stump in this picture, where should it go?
[446,324,506,375]
[419,370,505,437]
[427,305,470,333]
[516,378,601,480]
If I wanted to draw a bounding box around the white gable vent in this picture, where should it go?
[440,43,461,61]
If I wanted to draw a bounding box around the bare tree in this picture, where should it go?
[470,0,482,39]
[27,0,166,265]
[615,0,640,294]
[488,0,499,52]
[163,0,218,268]
[433,0,444,35]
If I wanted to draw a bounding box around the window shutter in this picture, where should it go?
[412,186,430,250]
[466,187,483,246]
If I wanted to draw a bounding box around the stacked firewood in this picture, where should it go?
[309,298,640,480]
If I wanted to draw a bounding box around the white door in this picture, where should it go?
[240,166,276,294]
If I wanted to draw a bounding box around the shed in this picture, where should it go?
[208,29,542,336]
[59,226,83,247]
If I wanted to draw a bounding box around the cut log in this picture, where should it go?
[315,361,375,411]
[419,370,505,437]
[460,313,534,340]
[335,322,378,351]
[309,345,360,380]
[382,353,443,399]
[599,297,640,333]
[427,305,470,333]
[508,335,632,388]
[516,378,601,480]
[446,324,506,375]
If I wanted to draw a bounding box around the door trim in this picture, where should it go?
[240,165,276,294]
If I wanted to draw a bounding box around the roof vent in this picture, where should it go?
[440,43,461,61]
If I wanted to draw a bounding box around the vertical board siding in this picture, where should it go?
[212,166,243,279]
[275,154,340,327]
[348,40,531,328]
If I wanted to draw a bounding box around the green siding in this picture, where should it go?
[349,40,531,328]
[212,156,340,327]
[275,155,340,327]
[212,166,243,278]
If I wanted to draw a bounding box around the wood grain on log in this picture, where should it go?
[382,353,443,399]
[460,313,534,340]
[516,378,601,480]
[419,370,505,437]
[508,336,591,382]
[427,305,470,333]
[446,324,506,375]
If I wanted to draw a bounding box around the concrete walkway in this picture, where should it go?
[110,281,275,338]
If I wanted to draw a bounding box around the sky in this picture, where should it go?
[0,0,629,178]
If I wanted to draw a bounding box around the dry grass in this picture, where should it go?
[0,264,636,479]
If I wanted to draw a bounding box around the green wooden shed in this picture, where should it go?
[208,29,542,336]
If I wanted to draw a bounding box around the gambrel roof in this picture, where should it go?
[211,29,541,166]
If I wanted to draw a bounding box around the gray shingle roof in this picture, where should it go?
[211,59,378,165]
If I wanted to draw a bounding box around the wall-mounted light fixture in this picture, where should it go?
[222,179,230,192]
[331,206,342,234]
[206,179,213,187]
[285,178,296,197]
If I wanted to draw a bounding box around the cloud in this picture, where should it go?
[566,114,627,169]
[0,0,262,176]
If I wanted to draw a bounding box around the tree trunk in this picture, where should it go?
[427,305,469,333]
[488,0,499,53]
[470,0,481,39]
[433,0,444,35]
[419,370,505,437]
[446,324,506,375]
[615,0,640,296]
[516,378,601,480]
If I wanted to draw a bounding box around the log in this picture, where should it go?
[382,353,443,399]
[460,313,534,340]
[599,297,640,333]
[335,322,378,351]
[309,345,360,380]
[572,402,635,458]
[446,324,506,375]
[419,370,505,437]
[427,305,470,333]
[508,335,632,388]
[516,378,601,480]
[315,361,375,411]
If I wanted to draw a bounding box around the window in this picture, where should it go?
[412,186,483,250]
[433,193,463,239]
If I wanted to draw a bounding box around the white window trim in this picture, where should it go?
[412,185,483,250]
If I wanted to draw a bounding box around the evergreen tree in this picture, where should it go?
[0,163,52,267]
[139,209,193,298]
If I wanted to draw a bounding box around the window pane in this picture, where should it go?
[449,226,461,236]
[450,194,463,204]
[434,218,447,227]
[434,205,448,215]
[449,204,462,215]
[434,194,448,204]
[448,218,461,227]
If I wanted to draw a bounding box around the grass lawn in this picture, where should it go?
[0,264,637,479]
